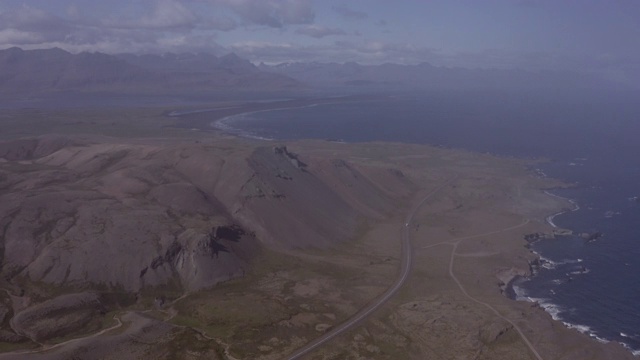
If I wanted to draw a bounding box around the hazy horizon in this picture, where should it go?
[1,1,639,85]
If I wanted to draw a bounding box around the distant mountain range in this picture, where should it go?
[0,47,626,96]
[259,61,623,91]
[0,47,299,95]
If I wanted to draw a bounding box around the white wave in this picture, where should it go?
[534,168,548,178]
[211,114,275,141]
[243,133,274,141]
[539,256,584,271]
[542,263,556,270]
[211,103,336,141]
[569,199,580,211]
[564,322,592,334]
[542,302,563,319]
[538,255,557,269]
[514,289,623,348]
[511,285,529,301]
[544,191,580,213]
[544,190,563,199]
[211,100,346,134]
[591,334,610,344]
[213,115,240,131]
[545,214,559,228]
[520,296,565,320]
[516,274,638,357]
[562,323,610,344]
[561,258,583,264]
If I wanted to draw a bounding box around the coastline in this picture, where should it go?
[2,96,637,358]
[165,104,638,358]
[211,97,385,140]
[543,190,580,228]
[514,187,640,356]
[169,95,385,134]
[211,103,327,141]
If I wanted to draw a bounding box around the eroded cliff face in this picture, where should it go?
[0,137,412,294]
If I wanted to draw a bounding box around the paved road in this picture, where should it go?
[286,179,453,360]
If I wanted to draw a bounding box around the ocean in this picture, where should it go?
[210,89,640,354]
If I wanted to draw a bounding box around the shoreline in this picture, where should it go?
[211,97,382,140]
[543,190,580,228]
[170,94,385,135]
[169,103,638,357]
[513,188,640,356]
[212,103,327,141]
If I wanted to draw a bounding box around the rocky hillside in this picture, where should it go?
[0,136,412,294]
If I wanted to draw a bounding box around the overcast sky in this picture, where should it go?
[1,0,639,82]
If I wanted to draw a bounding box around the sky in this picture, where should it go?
[1,0,639,83]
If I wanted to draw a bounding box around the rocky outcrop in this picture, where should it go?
[553,228,573,236]
[523,228,572,243]
[0,137,410,292]
[580,231,603,242]
[273,146,307,170]
[523,232,555,242]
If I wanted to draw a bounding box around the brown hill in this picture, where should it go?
[0,136,412,294]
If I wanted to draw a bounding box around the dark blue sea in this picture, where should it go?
[212,89,640,354]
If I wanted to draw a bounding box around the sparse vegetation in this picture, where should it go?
[0,105,633,359]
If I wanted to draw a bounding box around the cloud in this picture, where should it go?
[0,28,45,45]
[229,38,439,65]
[137,0,198,29]
[203,16,238,31]
[295,25,346,38]
[0,5,77,43]
[213,0,314,28]
[0,1,230,54]
[0,1,319,55]
[103,0,197,30]
[101,0,237,32]
[332,5,367,20]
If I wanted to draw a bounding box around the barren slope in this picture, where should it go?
[0,135,410,346]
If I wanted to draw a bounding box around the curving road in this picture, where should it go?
[286,179,454,360]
